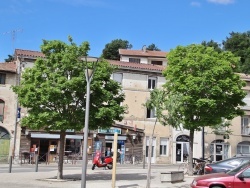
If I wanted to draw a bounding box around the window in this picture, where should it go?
[148,77,157,90]
[111,73,123,84]
[0,73,6,84]
[237,142,250,154]
[241,116,250,135]
[160,138,168,156]
[129,58,140,63]
[151,61,163,65]
[147,108,156,118]
[0,100,5,122]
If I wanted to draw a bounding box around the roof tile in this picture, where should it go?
[0,62,17,73]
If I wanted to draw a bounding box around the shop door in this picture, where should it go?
[176,135,190,163]
[146,137,156,163]
[210,140,229,162]
[176,142,189,163]
[0,127,10,163]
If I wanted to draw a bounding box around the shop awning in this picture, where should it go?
[30,133,83,139]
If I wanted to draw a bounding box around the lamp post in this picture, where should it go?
[81,56,99,188]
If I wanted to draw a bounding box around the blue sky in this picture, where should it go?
[1,0,249,62]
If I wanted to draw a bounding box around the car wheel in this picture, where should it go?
[211,186,223,188]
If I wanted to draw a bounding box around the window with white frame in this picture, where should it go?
[146,108,156,118]
[111,73,123,85]
[160,138,168,156]
[0,99,5,122]
[0,73,6,84]
[148,77,156,90]
[241,116,250,135]
[129,58,140,63]
[237,142,250,154]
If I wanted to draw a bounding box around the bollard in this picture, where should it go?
[9,156,12,173]
[35,155,39,172]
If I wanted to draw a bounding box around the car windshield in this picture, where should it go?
[227,161,250,175]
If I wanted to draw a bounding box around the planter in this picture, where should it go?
[160,171,184,183]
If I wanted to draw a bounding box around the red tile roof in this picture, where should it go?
[108,60,165,72]
[0,62,17,73]
[119,49,167,58]
[15,49,45,58]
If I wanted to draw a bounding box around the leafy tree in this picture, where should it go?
[223,31,250,74]
[4,54,14,62]
[146,43,161,51]
[163,44,246,175]
[201,40,222,53]
[102,39,132,60]
[12,37,126,179]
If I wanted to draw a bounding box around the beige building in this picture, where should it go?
[2,47,250,165]
[0,62,19,162]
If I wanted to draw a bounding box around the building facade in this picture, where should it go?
[0,62,19,163]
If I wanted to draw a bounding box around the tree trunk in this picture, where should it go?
[188,129,194,176]
[57,130,66,179]
[146,118,157,188]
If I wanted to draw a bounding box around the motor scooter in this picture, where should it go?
[92,151,113,170]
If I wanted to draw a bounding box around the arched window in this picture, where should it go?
[0,99,5,122]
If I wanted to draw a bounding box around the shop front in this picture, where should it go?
[92,124,144,163]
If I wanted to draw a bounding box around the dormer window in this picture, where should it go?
[129,58,140,63]
[0,73,6,84]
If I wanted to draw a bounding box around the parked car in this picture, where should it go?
[204,155,250,174]
[191,161,250,188]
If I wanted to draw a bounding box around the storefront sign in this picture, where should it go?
[105,135,126,140]
[98,127,121,134]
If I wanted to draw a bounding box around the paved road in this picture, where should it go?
[0,163,194,188]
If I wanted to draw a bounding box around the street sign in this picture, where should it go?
[98,127,121,134]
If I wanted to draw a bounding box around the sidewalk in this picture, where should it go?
[0,163,195,188]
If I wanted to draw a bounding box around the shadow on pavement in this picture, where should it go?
[49,173,149,181]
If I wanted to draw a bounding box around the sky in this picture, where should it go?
[1,0,250,62]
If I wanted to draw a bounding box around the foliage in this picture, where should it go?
[4,55,14,62]
[12,37,126,179]
[101,39,132,60]
[223,31,250,74]
[163,44,246,175]
[211,119,232,138]
[13,37,126,131]
[146,43,161,51]
[201,40,222,53]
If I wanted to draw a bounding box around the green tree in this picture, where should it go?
[102,39,132,60]
[201,40,222,53]
[146,43,161,51]
[163,44,246,175]
[223,31,250,74]
[12,37,126,179]
[4,54,14,62]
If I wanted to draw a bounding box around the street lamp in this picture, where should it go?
[81,56,99,188]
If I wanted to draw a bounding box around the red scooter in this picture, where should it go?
[92,151,113,170]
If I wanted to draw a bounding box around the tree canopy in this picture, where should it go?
[12,37,126,179]
[101,39,132,60]
[146,43,161,51]
[163,44,246,175]
[201,40,222,53]
[223,31,250,74]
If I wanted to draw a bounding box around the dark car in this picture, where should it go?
[191,161,250,188]
[204,155,250,174]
